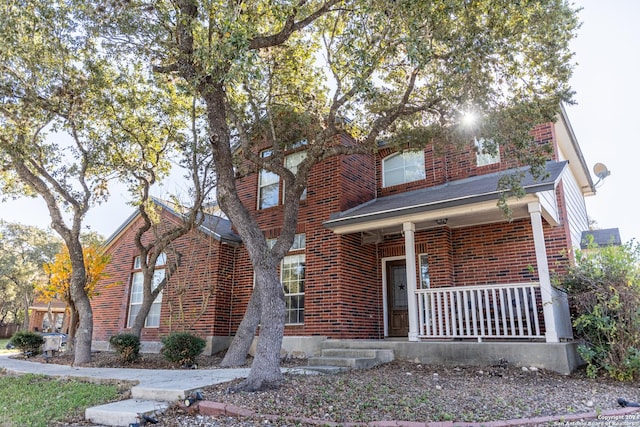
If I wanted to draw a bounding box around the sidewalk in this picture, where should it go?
[3,355,640,427]
[0,353,254,399]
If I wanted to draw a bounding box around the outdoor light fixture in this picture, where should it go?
[184,390,204,407]
[436,218,448,225]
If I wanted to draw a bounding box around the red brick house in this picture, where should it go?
[91,106,594,373]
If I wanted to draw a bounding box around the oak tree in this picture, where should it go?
[0,221,61,329]
[86,0,578,390]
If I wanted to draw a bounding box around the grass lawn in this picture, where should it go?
[0,373,122,427]
[0,338,17,356]
[0,339,123,426]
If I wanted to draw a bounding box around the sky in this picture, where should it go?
[1,0,638,242]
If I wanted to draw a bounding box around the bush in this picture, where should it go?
[557,239,640,381]
[109,333,140,363]
[161,332,206,367]
[9,331,44,356]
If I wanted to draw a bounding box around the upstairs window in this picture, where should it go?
[284,151,307,201]
[475,137,500,166]
[258,148,307,209]
[382,151,425,188]
[258,150,279,209]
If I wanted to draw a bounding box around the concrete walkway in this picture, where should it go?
[0,354,310,426]
[3,355,640,427]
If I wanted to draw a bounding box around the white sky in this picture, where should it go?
[1,0,638,243]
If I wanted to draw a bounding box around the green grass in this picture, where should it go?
[0,338,18,354]
[0,373,122,427]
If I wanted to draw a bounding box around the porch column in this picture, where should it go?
[528,202,571,343]
[403,222,419,341]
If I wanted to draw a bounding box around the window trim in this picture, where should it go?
[382,150,426,188]
[258,150,280,210]
[419,253,430,289]
[475,137,500,166]
[283,150,307,202]
[266,234,306,325]
[127,253,166,329]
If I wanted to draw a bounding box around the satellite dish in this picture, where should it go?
[593,163,611,187]
[593,163,610,180]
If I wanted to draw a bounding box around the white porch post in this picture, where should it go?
[528,202,568,343]
[403,222,419,341]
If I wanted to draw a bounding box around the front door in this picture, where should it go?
[387,260,409,337]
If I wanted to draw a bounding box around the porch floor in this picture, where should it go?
[318,338,583,375]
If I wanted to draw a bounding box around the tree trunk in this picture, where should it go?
[66,298,78,353]
[22,292,30,330]
[129,287,156,339]
[220,288,261,367]
[72,291,93,364]
[68,245,92,365]
[230,266,285,391]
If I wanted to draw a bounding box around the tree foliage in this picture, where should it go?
[0,221,61,327]
[40,243,110,303]
[558,239,640,381]
[0,1,199,363]
[51,0,579,390]
[40,241,110,347]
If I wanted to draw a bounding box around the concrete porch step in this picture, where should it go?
[307,348,394,370]
[85,398,169,427]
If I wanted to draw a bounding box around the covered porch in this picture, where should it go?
[324,161,574,345]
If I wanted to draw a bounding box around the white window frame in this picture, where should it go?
[284,150,307,202]
[475,137,500,166]
[128,253,166,328]
[267,234,306,324]
[258,150,279,209]
[382,151,426,188]
[419,253,431,289]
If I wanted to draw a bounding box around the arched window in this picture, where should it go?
[382,151,425,187]
[128,252,166,328]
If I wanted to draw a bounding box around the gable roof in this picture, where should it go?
[324,160,567,231]
[580,228,622,249]
[103,197,241,250]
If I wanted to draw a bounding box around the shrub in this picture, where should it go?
[9,331,44,356]
[109,333,140,363]
[160,332,206,367]
[557,239,640,381]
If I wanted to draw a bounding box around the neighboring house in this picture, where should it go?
[91,106,596,373]
[28,298,68,333]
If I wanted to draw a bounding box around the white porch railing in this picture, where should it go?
[417,282,544,342]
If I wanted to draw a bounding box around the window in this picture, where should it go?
[419,254,430,289]
[284,151,307,201]
[475,137,500,166]
[267,234,306,324]
[258,149,307,209]
[258,150,279,209]
[128,253,166,328]
[382,151,425,187]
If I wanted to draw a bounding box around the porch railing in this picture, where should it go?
[417,282,544,342]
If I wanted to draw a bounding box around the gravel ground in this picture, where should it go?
[41,353,640,426]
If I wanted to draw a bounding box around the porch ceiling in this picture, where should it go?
[324,160,567,236]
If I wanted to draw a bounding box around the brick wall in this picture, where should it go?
[91,209,232,342]
[224,122,574,338]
